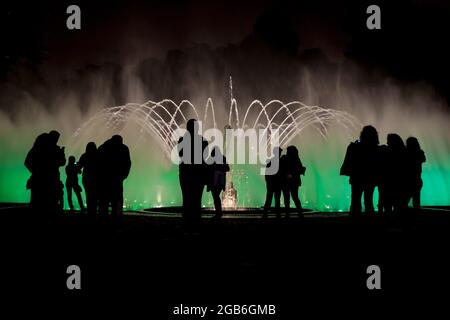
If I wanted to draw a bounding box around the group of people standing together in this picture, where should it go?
[177,120,426,221]
[340,125,426,216]
[24,123,425,220]
[177,118,306,222]
[177,119,230,222]
[263,146,306,218]
[25,131,131,217]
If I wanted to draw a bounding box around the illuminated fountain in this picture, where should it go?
[1,78,449,212]
[73,78,359,158]
[71,78,360,210]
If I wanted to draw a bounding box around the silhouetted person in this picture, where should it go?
[280,146,305,218]
[405,137,426,209]
[263,147,283,218]
[207,146,230,219]
[340,125,379,216]
[65,156,85,212]
[377,143,389,213]
[25,133,49,211]
[25,130,66,214]
[379,133,408,213]
[48,130,66,212]
[98,135,131,217]
[78,142,99,215]
[177,119,209,224]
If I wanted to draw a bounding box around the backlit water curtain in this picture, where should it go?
[1,78,449,211]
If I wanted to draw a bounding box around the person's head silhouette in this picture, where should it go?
[111,135,123,145]
[68,156,76,164]
[286,145,299,158]
[48,130,61,145]
[360,125,379,146]
[387,133,405,150]
[406,137,421,151]
[34,133,48,148]
[86,142,97,153]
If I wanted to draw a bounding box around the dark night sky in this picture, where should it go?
[2,0,351,66]
[1,0,450,104]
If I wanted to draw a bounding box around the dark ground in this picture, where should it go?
[1,204,450,317]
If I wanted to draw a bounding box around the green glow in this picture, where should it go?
[1,125,449,211]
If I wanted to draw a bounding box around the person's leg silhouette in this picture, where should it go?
[363,184,375,214]
[290,185,303,217]
[66,184,74,211]
[212,188,222,218]
[350,183,363,216]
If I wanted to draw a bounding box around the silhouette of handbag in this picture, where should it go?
[300,166,306,175]
[26,177,32,190]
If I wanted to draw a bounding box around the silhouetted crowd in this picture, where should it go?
[263,146,306,218]
[25,122,425,221]
[177,119,231,224]
[25,131,131,217]
[177,120,425,222]
[177,119,306,223]
[340,125,426,216]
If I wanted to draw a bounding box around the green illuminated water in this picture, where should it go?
[1,122,449,211]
